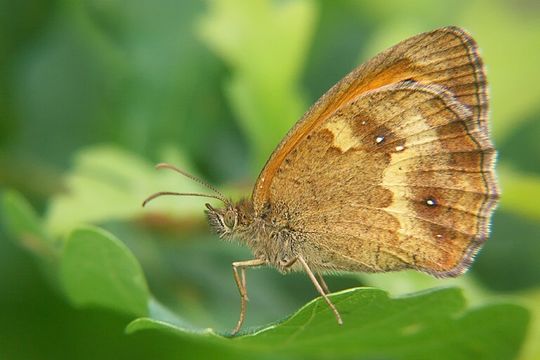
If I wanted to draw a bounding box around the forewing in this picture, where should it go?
[253,26,489,209]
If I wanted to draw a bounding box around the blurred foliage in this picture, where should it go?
[1,0,540,359]
[199,0,315,169]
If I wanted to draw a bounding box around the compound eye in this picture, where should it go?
[223,211,236,229]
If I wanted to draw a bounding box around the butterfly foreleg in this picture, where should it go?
[231,258,266,335]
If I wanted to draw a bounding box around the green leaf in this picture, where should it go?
[126,287,529,360]
[60,226,149,317]
[520,290,540,360]
[1,190,58,258]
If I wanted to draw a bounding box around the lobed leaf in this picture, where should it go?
[127,287,529,360]
[60,226,150,317]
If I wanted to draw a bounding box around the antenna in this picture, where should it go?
[142,191,226,207]
[155,163,226,199]
[141,163,229,207]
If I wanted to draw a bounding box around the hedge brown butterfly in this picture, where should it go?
[144,26,498,335]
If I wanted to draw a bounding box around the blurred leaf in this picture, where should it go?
[1,190,63,292]
[127,287,528,360]
[45,145,215,235]
[360,270,490,306]
[60,226,149,317]
[9,9,117,167]
[362,0,468,24]
[499,167,540,221]
[360,1,466,60]
[460,0,540,140]
[498,108,540,175]
[0,1,54,148]
[1,190,58,258]
[198,0,317,169]
[3,0,243,187]
[302,0,376,101]
[474,210,540,291]
[519,289,540,360]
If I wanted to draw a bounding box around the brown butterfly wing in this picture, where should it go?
[252,27,498,277]
[253,26,489,207]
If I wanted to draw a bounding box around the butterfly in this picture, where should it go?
[143,26,499,335]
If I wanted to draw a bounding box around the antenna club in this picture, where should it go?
[155,163,170,170]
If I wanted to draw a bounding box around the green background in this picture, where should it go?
[1,0,539,359]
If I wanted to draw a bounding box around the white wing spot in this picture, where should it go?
[426,198,437,206]
[395,145,405,151]
[375,135,385,144]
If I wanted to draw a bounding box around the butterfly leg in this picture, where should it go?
[231,258,266,335]
[317,273,330,294]
[297,255,343,325]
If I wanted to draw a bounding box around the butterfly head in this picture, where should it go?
[205,203,238,238]
[141,163,241,238]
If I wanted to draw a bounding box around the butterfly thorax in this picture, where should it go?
[205,199,300,272]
